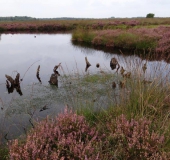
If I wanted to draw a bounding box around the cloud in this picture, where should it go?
[0,0,169,18]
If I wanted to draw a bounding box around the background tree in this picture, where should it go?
[146,13,155,18]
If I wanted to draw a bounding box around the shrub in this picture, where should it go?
[146,13,155,18]
[8,110,169,159]
[106,114,167,159]
[9,107,100,160]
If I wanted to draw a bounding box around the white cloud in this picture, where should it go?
[0,0,169,18]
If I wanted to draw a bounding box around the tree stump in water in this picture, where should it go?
[48,63,61,86]
[48,73,58,86]
[85,57,91,72]
[110,57,118,70]
[5,73,23,96]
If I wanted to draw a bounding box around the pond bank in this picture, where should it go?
[2,61,170,159]
[72,26,170,54]
[0,18,170,32]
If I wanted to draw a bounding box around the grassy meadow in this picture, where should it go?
[0,18,170,159]
[0,18,170,31]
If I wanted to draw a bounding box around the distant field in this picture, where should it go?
[0,18,170,32]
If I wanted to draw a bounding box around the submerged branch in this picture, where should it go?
[36,65,42,83]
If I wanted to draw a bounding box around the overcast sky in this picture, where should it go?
[0,0,169,18]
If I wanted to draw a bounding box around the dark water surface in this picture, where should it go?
[0,33,170,141]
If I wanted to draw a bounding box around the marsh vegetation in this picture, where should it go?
[0,18,170,159]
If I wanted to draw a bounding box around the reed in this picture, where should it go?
[1,54,170,158]
[72,26,170,53]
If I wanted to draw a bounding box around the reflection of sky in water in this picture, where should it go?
[0,33,170,141]
[0,34,170,105]
[0,33,170,102]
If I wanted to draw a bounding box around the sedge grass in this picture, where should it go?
[1,54,170,157]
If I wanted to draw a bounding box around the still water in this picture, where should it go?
[0,33,169,141]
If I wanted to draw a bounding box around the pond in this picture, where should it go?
[0,33,170,141]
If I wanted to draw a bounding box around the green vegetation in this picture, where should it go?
[0,146,8,160]
[146,13,155,18]
[72,25,170,54]
[0,16,36,21]
[1,56,170,158]
[0,17,169,53]
[4,58,170,159]
[0,17,170,158]
[0,18,170,32]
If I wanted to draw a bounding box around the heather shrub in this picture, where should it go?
[156,29,170,54]
[106,114,167,159]
[9,107,100,160]
[73,26,170,53]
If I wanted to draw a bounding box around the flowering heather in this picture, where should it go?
[107,114,167,159]
[0,18,170,32]
[9,108,100,160]
[8,108,169,159]
[73,26,170,54]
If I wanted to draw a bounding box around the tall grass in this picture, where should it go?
[0,18,170,32]
[1,54,170,158]
[72,26,170,53]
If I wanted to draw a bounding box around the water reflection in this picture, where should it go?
[72,41,170,63]
[0,33,170,142]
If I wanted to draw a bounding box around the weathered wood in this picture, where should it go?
[110,57,118,70]
[5,73,22,96]
[116,63,120,73]
[49,64,61,86]
[6,80,14,94]
[48,73,58,86]
[5,75,14,85]
[85,57,91,72]
[53,63,61,74]
[36,65,42,83]
[14,73,20,85]
[15,85,23,96]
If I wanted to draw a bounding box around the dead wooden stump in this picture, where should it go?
[48,73,58,86]
[49,63,61,86]
[110,57,119,70]
[5,73,22,96]
[85,57,91,72]
[6,80,14,94]
[53,63,61,75]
